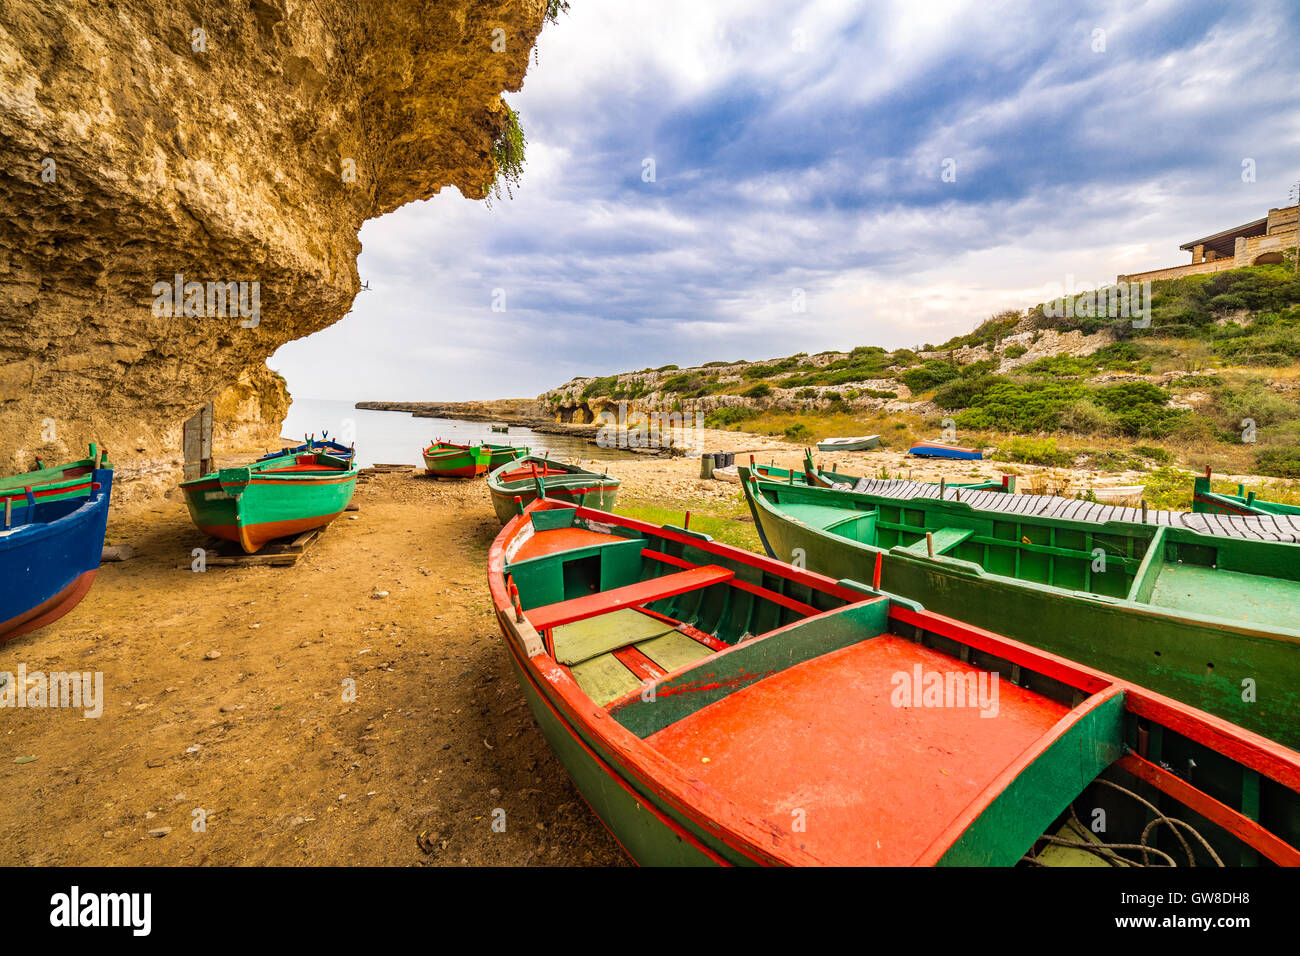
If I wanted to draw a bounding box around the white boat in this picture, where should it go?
[815,435,880,452]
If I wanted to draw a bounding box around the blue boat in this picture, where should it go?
[0,467,113,643]
[258,432,355,463]
[908,440,983,461]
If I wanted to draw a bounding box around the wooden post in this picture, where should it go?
[926,532,934,557]
[3,496,10,530]
[1141,500,1149,523]
[683,510,691,529]
[872,552,882,590]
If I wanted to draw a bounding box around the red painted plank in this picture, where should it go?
[612,646,668,683]
[642,549,821,617]
[528,566,735,632]
[1116,753,1300,866]
[1124,692,1300,792]
[633,607,730,652]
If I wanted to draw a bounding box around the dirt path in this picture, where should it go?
[0,472,628,866]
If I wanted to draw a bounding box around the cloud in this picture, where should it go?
[273,0,1300,400]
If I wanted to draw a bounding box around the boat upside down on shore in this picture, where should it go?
[180,451,358,554]
[739,467,1300,748]
[489,498,1300,866]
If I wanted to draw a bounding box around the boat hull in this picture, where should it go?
[743,478,1300,748]
[181,463,357,553]
[0,469,112,643]
[422,444,491,478]
[816,436,879,452]
[909,442,982,460]
[498,625,732,865]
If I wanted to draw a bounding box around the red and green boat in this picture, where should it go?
[489,498,1300,865]
[486,455,619,524]
[739,467,1300,748]
[0,443,110,507]
[1194,467,1300,518]
[180,451,358,553]
[422,441,492,478]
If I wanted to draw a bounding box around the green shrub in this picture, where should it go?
[1255,447,1300,479]
[992,437,1074,468]
[900,361,960,393]
[1004,345,1028,359]
[704,406,760,428]
[784,423,814,443]
[741,382,771,399]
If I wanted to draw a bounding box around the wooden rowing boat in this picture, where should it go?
[0,443,109,506]
[815,434,879,452]
[484,443,529,469]
[258,432,355,463]
[180,452,358,553]
[490,424,509,433]
[739,467,1300,748]
[422,441,491,478]
[0,467,112,643]
[486,455,619,524]
[910,440,983,460]
[489,497,1300,865]
[1194,467,1300,517]
[740,451,1013,493]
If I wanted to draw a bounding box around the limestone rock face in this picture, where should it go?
[0,0,545,495]
[214,362,292,451]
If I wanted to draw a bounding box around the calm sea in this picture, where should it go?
[280,398,641,468]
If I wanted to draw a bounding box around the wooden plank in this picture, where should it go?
[551,608,677,666]
[528,566,735,632]
[568,654,644,707]
[636,631,718,673]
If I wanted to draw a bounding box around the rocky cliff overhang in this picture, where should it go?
[0,0,546,493]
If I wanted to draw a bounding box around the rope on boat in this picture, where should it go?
[1023,778,1223,867]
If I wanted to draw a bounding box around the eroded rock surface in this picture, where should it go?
[0,0,546,496]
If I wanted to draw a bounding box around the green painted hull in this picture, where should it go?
[422,443,491,477]
[484,444,529,469]
[741,470,1300,749]
[179,452,358,553]
[1194,474,1300,517]
[487,456,620,524]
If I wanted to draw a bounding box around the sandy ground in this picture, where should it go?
[0,429,1244,866]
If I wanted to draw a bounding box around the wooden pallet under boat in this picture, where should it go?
[490,498,1300,866]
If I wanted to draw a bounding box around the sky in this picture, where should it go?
[271,0,1300,402]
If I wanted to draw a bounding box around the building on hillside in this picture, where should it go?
[1118,203,1298,283]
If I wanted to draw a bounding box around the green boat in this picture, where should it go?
[752,450,1015,493]
[0,443,110,505]
[740,467,1300,748]
[490,497,1300,866]
[180,451,358,553]
[487,455,620,524]
[484,443,529,469]
[422,441,492,478]
[1194,467,1300,517]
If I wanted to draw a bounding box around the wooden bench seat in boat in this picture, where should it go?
[527,565,734,631]
[897,527,974,556]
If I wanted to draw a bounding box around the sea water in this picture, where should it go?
[280,397,641,468]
